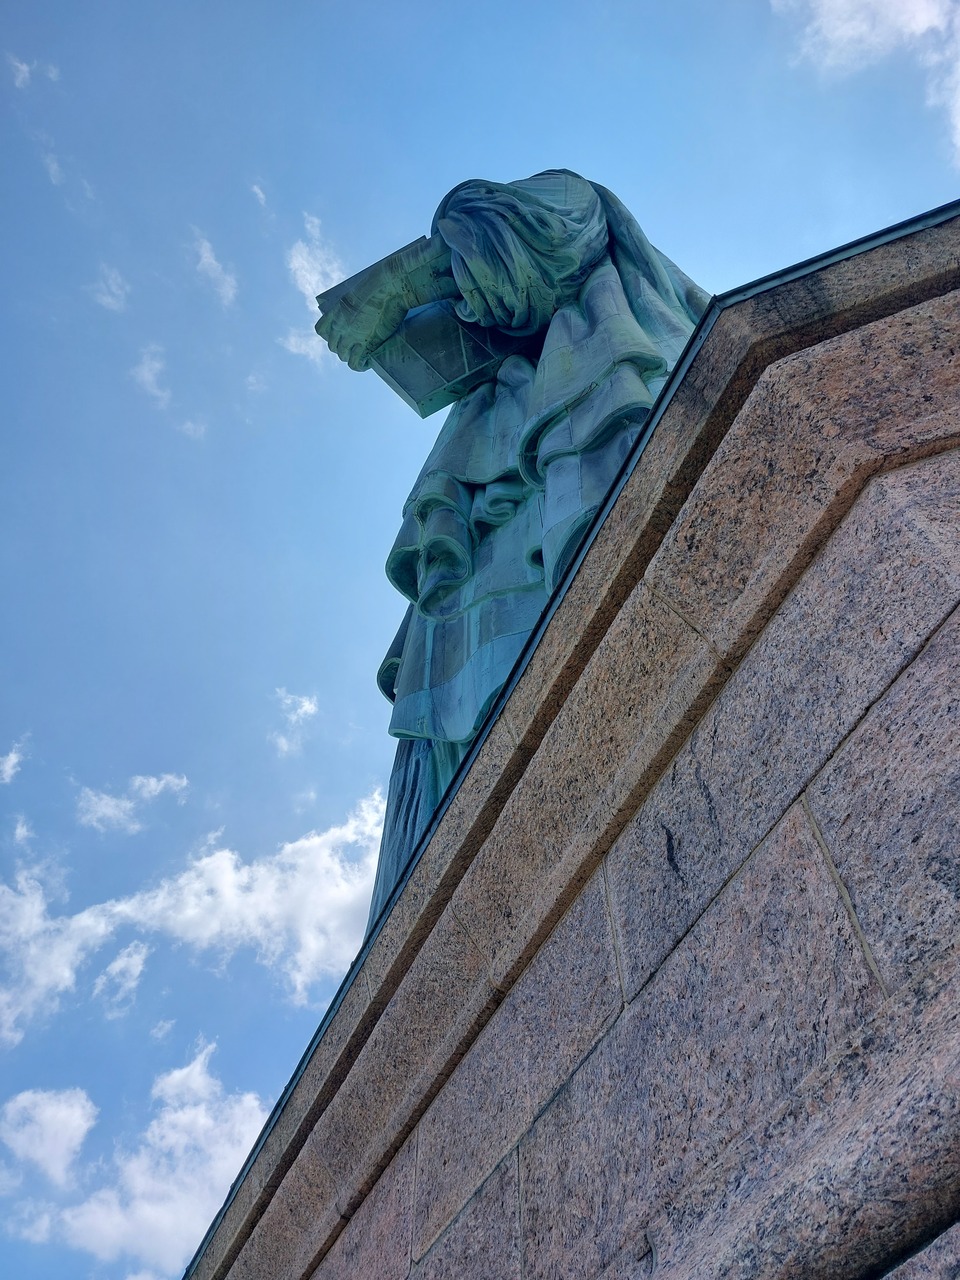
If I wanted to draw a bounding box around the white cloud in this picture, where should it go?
[287,213,344,309]
[278,327,326,365]
[192,231,237,307]
[6,56,58,88]
[773,0,960,161]
[0,1159,21,1196]
[0,792,381,1043]
[114,791,381,999]
[131,345,171,410]
[77,773,189,835]
[1,739,26,785]
[57,1044,266,1275]
[245,372,266,392]
[294,787,318,814]
[178,419,206,440]
[8,54,32,88]
[0,868,117,1044]
[0,1048,265,1276]
[129,774,188,803]
[90,264,130,312]
[77,788,142,834]
[13,817,33,845]
[8,1199,54,1243]
[0,1088,98,1188]
[149,1019,174,1042]
[251,184,266,207]
[41,151,64,186]
[269,687,319,757]
[277,689,318,725]
[93,942,150,1015]
[280,213,344,366]
[773,0,953,63]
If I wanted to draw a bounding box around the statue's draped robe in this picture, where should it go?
[368,171,709,933]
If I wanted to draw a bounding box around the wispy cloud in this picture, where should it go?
[177,419,206,441]
[0,1088,98,1188]
[128,774,188,803]
[76,790,141,835]
[0,792,381,1043]
[269,687,319,757]
[772,0,960,162]
[1,740,26,785]
[5,1046,266,1277]
[251,184,266,207]
[192,231,237,307]
[13,817,33,845]
[8,54,32,89]
[278,327,326,365]
[287,213,344,307]
[6,55,58,89]
[149,1019,174,1042]
[77,773,188,834]
[41,151,64,186]
[130,345,171,410]
[89,264,130,312]
[280,213,344,366]
[92,942,150,1016]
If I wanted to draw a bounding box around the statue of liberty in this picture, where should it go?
[316,170,708,934]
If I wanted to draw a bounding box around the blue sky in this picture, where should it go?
[1,2,958,1277]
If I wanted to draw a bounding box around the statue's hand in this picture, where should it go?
[316,235,459,373]
[315,280,410,372]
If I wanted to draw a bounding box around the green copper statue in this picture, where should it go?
[316,170,709,934]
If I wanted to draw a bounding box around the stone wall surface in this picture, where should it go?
[190,212,960,1280]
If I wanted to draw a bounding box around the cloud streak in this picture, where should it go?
[76,774,188,835]
[7,55,58,89]
[131,345,172,410]
[1,739,26,785]
[269,687,319,757]
[89,264,130,312]
[92,941,151,1016]
[192,231,237,307]
[281,213,344,366]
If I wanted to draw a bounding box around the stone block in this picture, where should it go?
[412,1154,521,1280]
[519,803,879,1280]
[806,502,960,991]
[887,1222,960,1278]
[607,451,960,1002]
[310,1133,416,1280]
[315,907,494,1213]
[412,869,622,1259]
[451,582,722,991]
[228,1133,343,1280]
[644,939,960,1280]
[646,290,960,668]
[361,710,526,997]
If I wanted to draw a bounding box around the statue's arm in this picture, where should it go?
[315,235,460,372]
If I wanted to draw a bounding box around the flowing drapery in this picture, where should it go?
[367,171,708,932]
